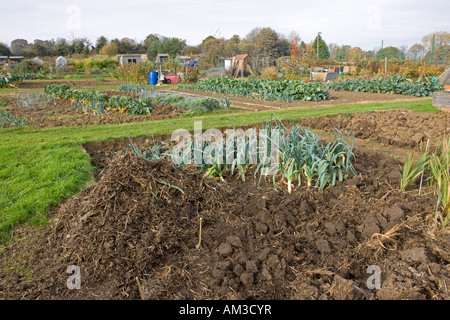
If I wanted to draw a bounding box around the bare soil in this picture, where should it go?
[171,88,428,112]
[0,110,449,300]
[0,94,182,128]
[16,79,125,89]
[1,88,431,129]
[302,109,450,149]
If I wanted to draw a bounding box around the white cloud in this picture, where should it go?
[0,0,448,49]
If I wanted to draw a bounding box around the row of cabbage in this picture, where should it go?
[178,75,443,100]
[323,75,443,97]
[179,78,330,102]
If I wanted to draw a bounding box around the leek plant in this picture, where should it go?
[260,118,356,193]
[119,83,150,94]
[400,150,429,191]
[230,128,258,181]
[203,140,228,181]
[122,138,167,161]
[125,118,357,194]
[400,137,450,226]
[218,96,231,109]
[0,111,26,128]
[303,159,320,188]
[279,158,298,193]
[428,138,450,225]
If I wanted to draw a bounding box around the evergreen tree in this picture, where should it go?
[312,34,330,59]
[0,43,12,56]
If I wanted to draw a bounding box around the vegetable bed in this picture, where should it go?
[44,84,226,116]
[2,115,449,301]
[179,77,330,102]
[324,75,444,97]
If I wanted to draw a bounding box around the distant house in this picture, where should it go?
[155,54,169,63]
[118,54,148,65]
[0,56,24,68]
[0,56,24,64]
[342,66,357,73]
[9,56,24,63]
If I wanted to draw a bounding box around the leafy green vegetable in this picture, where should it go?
[324,75,444,97]
[179,77,330,102]
[44,84,224,116]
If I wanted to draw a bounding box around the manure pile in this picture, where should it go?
[1,152,449,300]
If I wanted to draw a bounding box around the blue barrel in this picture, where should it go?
[149,71,158,85]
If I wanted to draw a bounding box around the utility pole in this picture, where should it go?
[430,34,435,65]
[317,32,322,60]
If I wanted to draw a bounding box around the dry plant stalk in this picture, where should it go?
[136,277,145,300]
[371,222,405,250]
[195,217,203,249]
[419,139,430,196]
[380,189,394,201]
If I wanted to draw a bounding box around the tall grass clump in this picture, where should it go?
[400,137,450,226]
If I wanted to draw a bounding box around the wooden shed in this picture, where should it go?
[231,54,252,77]
[433,91,450,111]
[155,54,169,64]
[118,54,148,65]
[343,66,357,73]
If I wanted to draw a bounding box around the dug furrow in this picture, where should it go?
[158,89,281,111]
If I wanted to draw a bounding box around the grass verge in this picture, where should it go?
[0,143,94,242]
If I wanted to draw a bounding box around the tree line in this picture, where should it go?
[1,28,448,67]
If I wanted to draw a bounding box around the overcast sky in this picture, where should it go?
[1,0,449,50]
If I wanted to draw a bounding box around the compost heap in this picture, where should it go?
[1,152,449,300]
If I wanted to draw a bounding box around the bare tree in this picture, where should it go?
[244,27,261,42]
[288,31,301,43]
[408,44,426,61]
